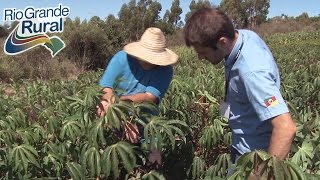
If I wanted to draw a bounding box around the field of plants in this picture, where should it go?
[0,30,319,179]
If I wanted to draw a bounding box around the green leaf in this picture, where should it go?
[102,141,136,179]
[82,147,101,177]
[272,156,286,180]
[142,170,166,180]
[191,156,205,180]
[285,161,307,180]
[291,140,314,170]
[88,119,106,145]
[59,120,84,142]
[66,162,85,180]
[9,144,40,173]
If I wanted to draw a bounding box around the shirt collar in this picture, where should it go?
[224,30,243,67]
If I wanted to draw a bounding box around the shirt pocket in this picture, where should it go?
[229,80,249,104]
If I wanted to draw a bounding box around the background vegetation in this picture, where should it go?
[0,0,319,179]
[1,0,320,81]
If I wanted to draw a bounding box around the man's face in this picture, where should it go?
[193,45,225,65]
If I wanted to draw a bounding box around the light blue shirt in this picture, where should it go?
[99,50,173,102]
[225,30,289,154]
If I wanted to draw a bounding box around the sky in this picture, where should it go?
[1,0,319,25]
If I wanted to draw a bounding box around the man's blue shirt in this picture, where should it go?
[99,50,173,102]
[224,30,289,154]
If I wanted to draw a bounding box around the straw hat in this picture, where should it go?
[123,27,178,66]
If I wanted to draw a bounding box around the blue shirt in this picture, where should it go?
[225,30,289,154]
[99,51,173,102]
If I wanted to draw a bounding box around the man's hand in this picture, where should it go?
[96,100,110,117]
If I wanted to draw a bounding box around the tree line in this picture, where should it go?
[1,0,319,74]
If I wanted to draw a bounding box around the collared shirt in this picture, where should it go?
[99,50,173,101]
[224,30,289,154]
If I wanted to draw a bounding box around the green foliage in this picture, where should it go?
[0,25,8,37]
[0,71,190,178]
[143,116,190,150]
[61,17,109,70]
[168,0,183,30]
[9,144,40,172]
[220,0,247,27]
[245,0,270,27]
[229,151,307,180]
[142,170,166,180]
[220,0,270,28]
[291,140,314,171]
[118,0,162,42]
[66,162,86,180]
[0,27,319,179]
[190,156,206,179]
[185,0,212,23]
[0,48,79,81]
[199,117,228,149]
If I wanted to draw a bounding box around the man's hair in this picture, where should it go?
[184,7,235,49]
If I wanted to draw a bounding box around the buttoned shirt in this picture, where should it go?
[225,30,289,154]
[99,50,173,102]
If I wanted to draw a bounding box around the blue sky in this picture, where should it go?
[1,0,319,25]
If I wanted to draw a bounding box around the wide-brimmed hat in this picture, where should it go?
[123,27,178,66]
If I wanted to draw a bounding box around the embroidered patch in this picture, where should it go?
[264,96,279,107]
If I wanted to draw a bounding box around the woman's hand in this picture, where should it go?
[96,100,110,117]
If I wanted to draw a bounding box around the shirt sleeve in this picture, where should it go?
[241,70,289,121]
[99,51,125,88]
[145,66,173,101]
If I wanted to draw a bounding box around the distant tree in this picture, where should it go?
[168,0,183,30]
[296,12,310,21]
[118,3,131,25]
[281,13,288,20]
[245,0,270,27]
[118,0,162,42]
[0,25,8,37]
[269,15,286,22]
[143,1,162,28]
[104,15,125,58]
[8,21,19,32]
[157,0,182,35]
[310,14,320,22]
[61,18,109,70]
[74,17,81,27]
[89,16,104,29]
[220,0,270,28]
[157,10,174,35]
[220,0,247,27]
[163,9,170,22]
[118,1,136,41]
[185,0,212,22]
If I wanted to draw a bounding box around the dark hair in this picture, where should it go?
[184,7,235,49]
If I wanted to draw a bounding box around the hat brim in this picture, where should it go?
[123,42,178,66]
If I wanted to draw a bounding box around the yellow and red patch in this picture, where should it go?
[264,96,279,107]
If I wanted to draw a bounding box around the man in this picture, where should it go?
[97,27,178,166]
[183,7,296,172]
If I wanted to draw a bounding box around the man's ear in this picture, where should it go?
[216,37,228,49]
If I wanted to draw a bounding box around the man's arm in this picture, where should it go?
[120,92,158,104]
[268,112,297,160]
[250,113,296,179]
